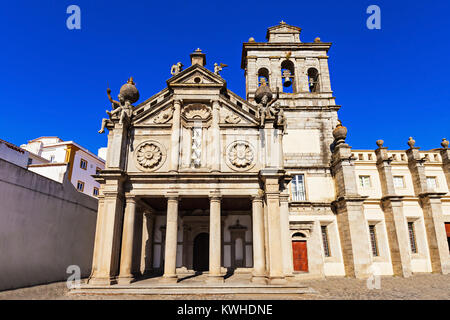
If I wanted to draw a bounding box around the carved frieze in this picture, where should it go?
[152,106,174,124]
[182,104,211,121]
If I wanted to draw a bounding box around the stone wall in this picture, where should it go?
[0,159,98,291]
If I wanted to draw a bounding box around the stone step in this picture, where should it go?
[70,284,315,295]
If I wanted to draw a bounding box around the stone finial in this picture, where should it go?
[248,37,255,42]
[332,120,347,146]
[376,140,384,148]
[441,138,449,149]
[314,37,321,43]
[119,77,139,104]
[280,20,286,25]
[407,137,416,149]
[190,48,206,66]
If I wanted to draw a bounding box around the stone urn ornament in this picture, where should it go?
[332,120,347,145]
[407,137,415,148]
[441,138,449,149]
[376,140,384,148]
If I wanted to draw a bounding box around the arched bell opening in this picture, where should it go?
[257,68,270,87]
[281,60,295,93]
[307,68,320,93]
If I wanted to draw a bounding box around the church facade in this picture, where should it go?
[87,22,450,286]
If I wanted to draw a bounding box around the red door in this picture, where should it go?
[292,241,308,272]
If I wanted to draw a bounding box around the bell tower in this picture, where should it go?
[241,21,340,167]
[241,21,334,102]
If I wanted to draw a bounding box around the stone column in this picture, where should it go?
[375,143,412,277]
[140,212,154,276]
[251,193,267,283]
[169,100,182,172]
[88,175,126,285]
[211,100,221,172]
[118,195,138,284]
[208,192,223,283]
[331,142,372,279]
[407,143,450,274]
[161,194,179,282]
[260,171,287,284]
[280,193,294,278]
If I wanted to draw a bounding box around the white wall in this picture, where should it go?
[0,141,29,168]
[0,159,98,291]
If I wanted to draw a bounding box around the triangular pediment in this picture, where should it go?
[167,64,226,88]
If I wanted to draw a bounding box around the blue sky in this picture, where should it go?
[0,0,449,153]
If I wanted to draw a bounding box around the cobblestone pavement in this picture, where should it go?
[0,274,449,300]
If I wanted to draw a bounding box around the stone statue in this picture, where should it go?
[99,77,139,134]
[214,63,228,75]
[255,78,279,128]
[275,103,287,133]
[170,62,183,76]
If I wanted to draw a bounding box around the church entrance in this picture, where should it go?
[193,233,209,272]
[292,240,308,272]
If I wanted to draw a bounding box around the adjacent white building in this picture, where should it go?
[19,137,105,198]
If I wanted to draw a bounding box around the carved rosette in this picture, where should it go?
[226,141,256,171]
[134,141,166,171]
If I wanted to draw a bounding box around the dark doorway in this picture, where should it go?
[193,233,209,272]
[445,223,450,253]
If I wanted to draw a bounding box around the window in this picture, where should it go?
[80,159,87,170]
[93,187,99,197]
[408,222,418,254]
[321,226,331,257]
[393,176,405,188]
[190,127,202,168]
[426,177,437,191]
[369,225,379,256]
[291,175,306,201]
[76,181,85,192]
[359,176,371,188]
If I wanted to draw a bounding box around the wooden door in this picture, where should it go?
[292,240,308,272]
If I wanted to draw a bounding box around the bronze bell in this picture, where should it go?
[282,69,292,87]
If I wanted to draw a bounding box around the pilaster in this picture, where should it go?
[169,99,181,172]
[88,171,127,285]
[331,142,372,279]
[259,169,287,284]
[375,143,412,277]
[407,143,450,274]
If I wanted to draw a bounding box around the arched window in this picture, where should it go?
[257,68,270,87]
[307,68,320,93]
[281,60,295,93]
